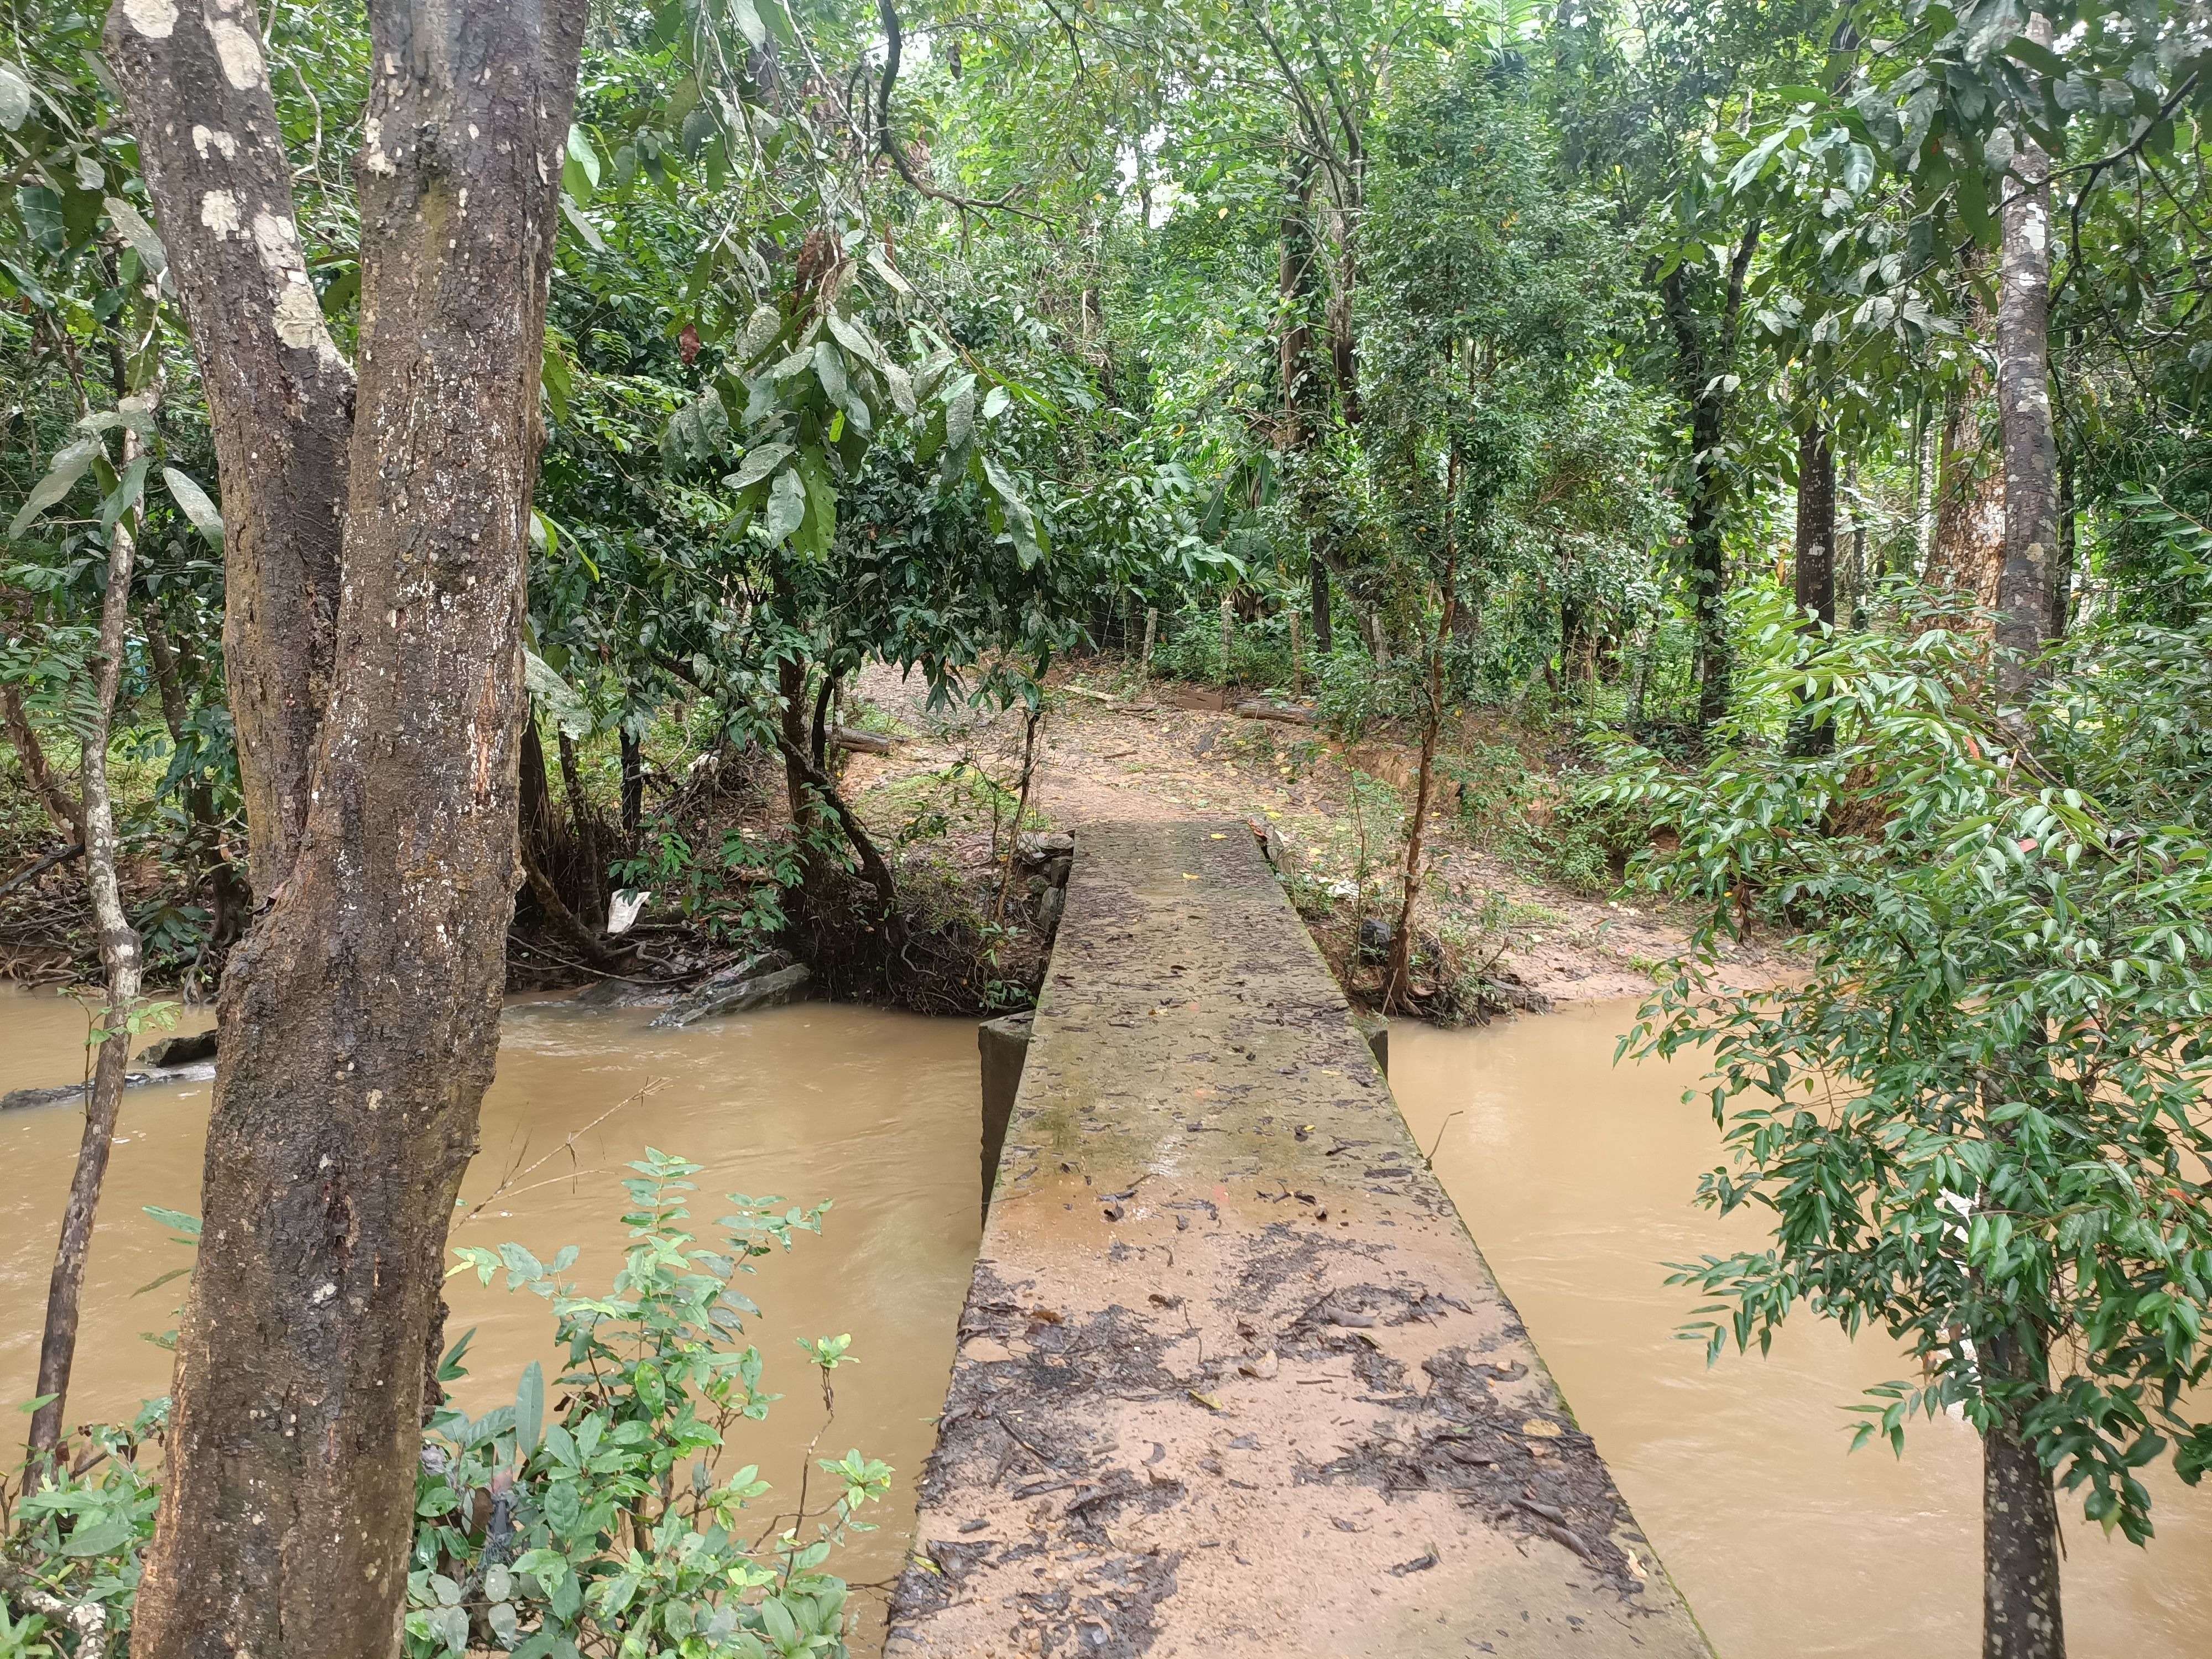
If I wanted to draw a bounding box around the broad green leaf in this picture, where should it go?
[881,359,917,418]
[515,1359,545,1453]
[101,455,151,535]
[729,0,768,48]
[525,650,591,738]
[103,196,166,275]
[565,124,601,193]
[0,62,29,131]
[560,198,607,253]
[727,442,794,492]
[825,313,880,367]
[59,1519,132,1557]
[10,437,102,538]
[161,467,225,547]
[763,467,805,544]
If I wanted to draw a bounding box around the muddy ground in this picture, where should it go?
[837,658,1786,1021]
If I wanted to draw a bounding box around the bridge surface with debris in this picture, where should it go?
[884,820,1711,1658]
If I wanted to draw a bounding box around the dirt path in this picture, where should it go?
[842,661,1785,1015]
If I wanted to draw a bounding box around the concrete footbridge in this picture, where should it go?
[887,821,1711,1657]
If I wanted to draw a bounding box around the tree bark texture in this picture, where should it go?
[111,4,589,1657]
[27,435,146,1466]
[1788,422,1837,758]
[1996,97,2060,714]
[1984,1419,2065,1659]
[106,0,351,894]
[620,724,645,844]
[1929,280,2006,617]
[557,727,604,924]
[1660,217,1759,731]
[1277,143,1321,446]
[1,680,83,835]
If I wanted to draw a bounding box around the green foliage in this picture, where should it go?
[4,1157,885,1659]
[428,1150,885,1659]
[1593,581,2212,1545]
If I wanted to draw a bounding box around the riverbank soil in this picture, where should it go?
[836,657,1785,1019]
[886,820,1711,1657]
[2,654,1771,1020]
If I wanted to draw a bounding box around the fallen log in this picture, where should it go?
[1234,700,1312,725]
[829,724,898,755]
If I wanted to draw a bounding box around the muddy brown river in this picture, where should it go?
[4,985,2208,1653]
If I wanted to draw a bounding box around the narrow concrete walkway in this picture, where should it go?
[886,821,1710,1658]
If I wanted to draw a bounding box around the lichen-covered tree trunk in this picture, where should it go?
[106,3,588,1656]
[105,0,349,895]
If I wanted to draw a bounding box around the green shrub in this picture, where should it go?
[1,1152,886,1659]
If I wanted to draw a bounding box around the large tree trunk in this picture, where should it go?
[109,4,589,1657]
[26,429,147,1467]
[105,0,349,898]
[1788,420,1836,758]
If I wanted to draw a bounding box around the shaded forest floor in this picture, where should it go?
[834,656,1789,1022]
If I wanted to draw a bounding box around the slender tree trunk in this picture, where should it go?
[1326,165,1361,424]
[620,724,645,846]
[810,666,838,773]
[1981,29,2068,1652]
[1788,421,1837,758]
[993,703,1046,925]
[1278,142,1320,446]
[1660,221,1759,732]
[557,729,603,925]
[779,654,827,886]
[778,732,900,922]
[1994,34,2060,718]
[2,680,84,836]
[1385,448,1458,1009]
[1141,607,1157,674]
[519,703,572,888]
[1308,556,1333,655]
[1984,1417,2065,1659]
[27,430,147,1467]
[111,6,590,1657]
[1219,594,1235,699]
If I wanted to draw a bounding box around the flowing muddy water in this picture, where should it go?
[8,984,2211,1653]
[1392,1000,2212,1658]
[0,985,982,1639]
